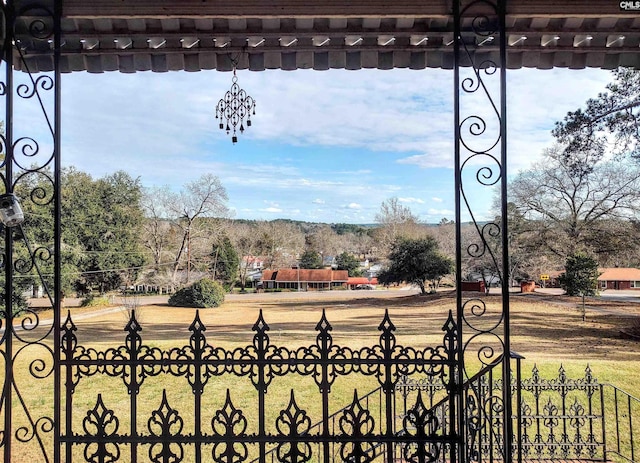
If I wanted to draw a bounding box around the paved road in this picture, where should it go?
[522,288,640,318]
[535,287,640,301]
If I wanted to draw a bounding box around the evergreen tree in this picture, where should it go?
[335,252,362,277]
[378,237,452,294]
[211,235,239,289]
[299,249,323,269]
[553,68,640,164]
[64,170,146,293]
[559,252,600,297]
[559,252,600,321]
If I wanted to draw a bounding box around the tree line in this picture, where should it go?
[6,68,640,304]
[3,166,456,302]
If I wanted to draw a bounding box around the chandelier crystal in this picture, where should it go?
[215,68,256,144]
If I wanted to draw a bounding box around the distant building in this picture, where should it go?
[366,263,383,277]
[323,255,337,268]
[242,256,265,270]
[261,268,348,291]
[597,268,640,290]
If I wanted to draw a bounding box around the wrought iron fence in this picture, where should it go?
[254,353,640,463]
[397,357,639,463]
[518,364,603,461]
[60,308,460,463]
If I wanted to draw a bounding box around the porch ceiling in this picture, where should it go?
[13,0,640,73]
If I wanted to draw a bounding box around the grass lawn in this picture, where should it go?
[3,289,639,461]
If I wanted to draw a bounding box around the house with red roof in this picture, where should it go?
[261,268,349,291]
[597,268,640,290]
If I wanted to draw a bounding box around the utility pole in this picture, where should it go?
[186,227,191,283]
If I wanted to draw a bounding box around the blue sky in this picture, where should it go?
[22,66,614,224]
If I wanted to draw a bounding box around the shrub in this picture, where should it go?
[168,278,225,308]
[80,294,111,307]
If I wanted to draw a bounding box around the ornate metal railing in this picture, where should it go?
[397,357,640,463]
[603,384,639,463]
[256,352,640,463]
[254,384,386,463]
[60,308,459,463]
[255,368,451,463]
[518,364,603,461]
[1,1,62,463]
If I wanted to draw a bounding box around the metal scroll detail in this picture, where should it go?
[60,309,459,463]
[454,1,511,463]
[1,1,61,463]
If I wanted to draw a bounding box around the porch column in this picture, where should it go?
[0,1,62,462]
[454,1,512,463]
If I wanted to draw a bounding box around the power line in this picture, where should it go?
[13,260,179,279]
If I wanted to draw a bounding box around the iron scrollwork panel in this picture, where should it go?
[454,1,511,463]
[1,2,61,463]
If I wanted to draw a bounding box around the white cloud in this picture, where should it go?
[244,69,453,153]
[399,197,425,204]
[432,197,443,203]
[312,199,325,204]
[335,169,372,175]
[345,203,362,209]
[262,207,282,213]
[396,143,453,169]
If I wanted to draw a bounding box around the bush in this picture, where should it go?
[80,294,111,307]
[168,278,225,308]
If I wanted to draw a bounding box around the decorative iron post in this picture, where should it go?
[0,0,62,462]
[454,1,512,463]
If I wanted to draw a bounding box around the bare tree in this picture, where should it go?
[510,145,640,260]
[305,225,340,264]
[431,219,456,263]
[228,222,263,289]
[349,232,375,261]
[374,197,424,255]
[141,185,176,268]
[255,220,305,269]
[142,174,230,284]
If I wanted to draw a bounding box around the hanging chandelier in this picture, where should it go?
[215,68,256,144]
